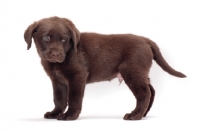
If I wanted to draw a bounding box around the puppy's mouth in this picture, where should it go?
[38,48,66,63]
[46,54,66,63]
[48,59,64,63]
[47,57,65,63]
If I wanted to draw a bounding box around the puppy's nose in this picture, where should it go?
[51,50,61,58]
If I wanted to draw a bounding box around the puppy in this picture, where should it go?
[24,16,186,120]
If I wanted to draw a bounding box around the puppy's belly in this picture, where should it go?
[116,73,123,84]
[108,73,124,84]
[87,72,123,84]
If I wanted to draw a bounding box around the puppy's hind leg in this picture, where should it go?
[143,83,155,117]
[120,67,151,120]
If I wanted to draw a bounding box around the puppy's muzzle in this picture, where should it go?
[47,48,64,63]
[50,50,61,58]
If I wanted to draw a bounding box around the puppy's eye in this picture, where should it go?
[43,36,50,41]
[61,38,67,42]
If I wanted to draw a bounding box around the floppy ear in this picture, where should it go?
[24,22,37,50]
[63,19,80,53]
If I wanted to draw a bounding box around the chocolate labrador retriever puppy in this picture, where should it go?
[24,16,186,120]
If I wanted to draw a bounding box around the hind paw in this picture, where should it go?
[123,113,143,120]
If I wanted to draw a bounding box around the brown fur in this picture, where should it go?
[24,16,186,120]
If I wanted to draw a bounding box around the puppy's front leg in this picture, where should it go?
[44,78,68,119]
[57,74,86,121]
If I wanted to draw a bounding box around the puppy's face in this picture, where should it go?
[33,22,70,63]
[24,17,80,63]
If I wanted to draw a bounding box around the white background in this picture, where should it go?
[0,0,200,131]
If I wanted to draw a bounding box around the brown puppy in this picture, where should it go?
[24,16,186,120]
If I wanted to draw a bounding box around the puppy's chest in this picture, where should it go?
[50,61,85,83]
[52,65,68,84]
[53,70,66,82]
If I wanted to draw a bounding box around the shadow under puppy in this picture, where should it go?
[24,16,186,120]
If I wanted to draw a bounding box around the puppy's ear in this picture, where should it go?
[24,22,37,50]
[63,19,80,53]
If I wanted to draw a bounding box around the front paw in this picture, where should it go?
[57,112,79,120]
[44,111,60,119]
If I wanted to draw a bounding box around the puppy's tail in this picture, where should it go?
[147,39,186,78]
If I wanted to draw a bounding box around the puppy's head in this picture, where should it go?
[24,17,80,63]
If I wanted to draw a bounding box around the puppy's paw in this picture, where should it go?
[57,112,79,121]
[123,113,143,120]
[44,112,59,119]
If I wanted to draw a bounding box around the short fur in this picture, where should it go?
[24,16,186,120]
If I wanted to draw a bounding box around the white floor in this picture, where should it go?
[1,77,199,132]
